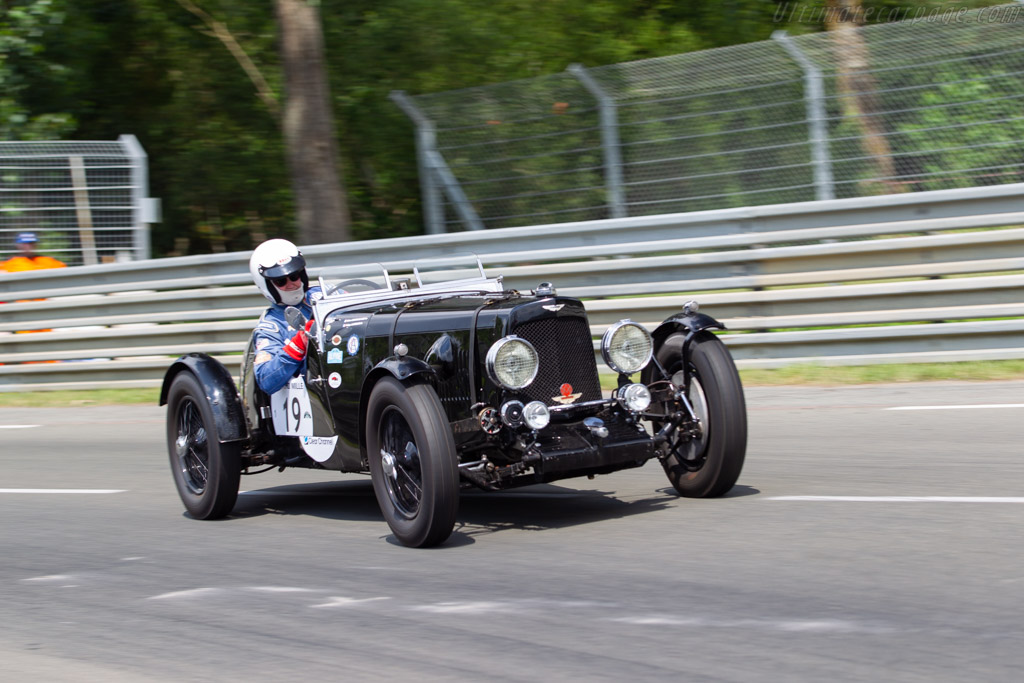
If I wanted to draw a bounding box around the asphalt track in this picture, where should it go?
[2,381,1023,681]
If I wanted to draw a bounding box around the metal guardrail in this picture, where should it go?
[2,184,1024,390]
[4,182,1023,298]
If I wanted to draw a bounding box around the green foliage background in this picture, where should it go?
[0,0,1010,256]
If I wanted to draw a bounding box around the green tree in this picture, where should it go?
[0,0,74,139]
[5,0,1016,254]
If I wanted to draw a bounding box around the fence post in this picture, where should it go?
[119,134,154,261]
[772,31,835,201]
[567,64,626,218]
[68,156,99,266]
[391,91,485,233]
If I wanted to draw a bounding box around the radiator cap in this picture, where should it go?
[535,282,556,297]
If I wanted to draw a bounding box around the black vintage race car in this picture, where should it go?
[160,257,747,547]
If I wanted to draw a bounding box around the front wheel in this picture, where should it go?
[366,377,459,547]
[647,331,747,498]
[165,372,241,519]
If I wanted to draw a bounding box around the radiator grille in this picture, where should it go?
[512,315,602,405]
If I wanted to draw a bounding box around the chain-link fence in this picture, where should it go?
[0,135,157,267]
[398,3,1024,233]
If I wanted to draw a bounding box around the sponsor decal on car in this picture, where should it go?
[342,316,369,326]
[331,334,342,346]
[327,348,343,364]
[328,372,342,388]
[347,335,360,355]
[552,382,582,405]
[254,351,273,366]
[301,435,338,462]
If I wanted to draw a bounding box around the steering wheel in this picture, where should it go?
[323,278,382,296]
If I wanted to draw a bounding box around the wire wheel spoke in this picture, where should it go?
[177,399,210,494]
[380,408,423,519]
[394,464,423,500]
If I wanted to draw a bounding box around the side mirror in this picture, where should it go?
[285,306,317,338]
[284,306,306,330]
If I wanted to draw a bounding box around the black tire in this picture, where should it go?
[649,331,747,498]
[366,377,458,547]
[165,372,241,519]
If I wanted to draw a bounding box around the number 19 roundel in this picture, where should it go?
[271,377,313,437]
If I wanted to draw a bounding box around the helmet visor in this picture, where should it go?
[259,253,306,280]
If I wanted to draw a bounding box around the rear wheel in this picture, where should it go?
[367,377,458,547]
[649,331,747,497]
[165,372,241,519]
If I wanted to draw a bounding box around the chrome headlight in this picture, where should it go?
[522,401,550,430]
[616,383,652,412]
[601,321,653,375]
[486,336,539,390]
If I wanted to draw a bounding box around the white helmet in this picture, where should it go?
[249,239,309,305]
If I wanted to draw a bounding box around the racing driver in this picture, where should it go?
[249,238,321,394]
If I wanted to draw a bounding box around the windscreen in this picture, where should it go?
[412,253,486,288]
[317,263,391,298]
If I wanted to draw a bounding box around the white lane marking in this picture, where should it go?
[148,588,222,600]
[770,496,1024,503]
[885,404,1024,411]
[311,596,390,608]
[0,425,39,429]
[0,489,125,494]
[22,575,75,582]
[411,601,520,615]
[613,615,893,634]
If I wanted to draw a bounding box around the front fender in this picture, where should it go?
[159,353,248,443]
[357,357,436,453]
[369,356,435,383]
[643,312,726,386]
[650,311,725,346]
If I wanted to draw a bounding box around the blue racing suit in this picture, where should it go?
[253,287,321,395]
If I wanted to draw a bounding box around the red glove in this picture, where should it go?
[284,319,314,361]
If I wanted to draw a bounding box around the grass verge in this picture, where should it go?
[0,387,161,407]
[2,360,1024,407]
[599,360,1024,390]
[737,359,1024,386]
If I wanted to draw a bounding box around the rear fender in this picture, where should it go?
[159,353,248,443]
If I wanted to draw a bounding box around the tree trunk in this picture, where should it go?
[275,0,352,244]
[826,0,905,194]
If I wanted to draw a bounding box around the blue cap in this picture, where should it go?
[15,232,38,244]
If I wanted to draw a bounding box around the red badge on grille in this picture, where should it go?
[553,383,582,405]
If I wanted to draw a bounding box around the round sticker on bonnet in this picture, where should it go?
[331,334,342,346]
[347,335,360,355]
[328,372,341,388]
